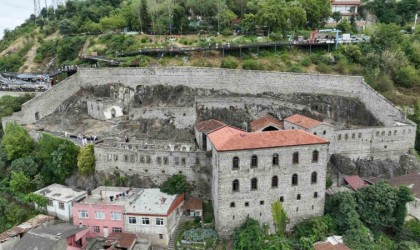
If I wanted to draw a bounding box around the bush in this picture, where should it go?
[221,56,239,69]
[395,66,419,88]
[221,29,232,36]
[242,60,264,70]
[374,75,395,93]
[140,37,148,43]
[300,57,312,67]
[160,174,191,195]
[289,64,304,73]
[316,63,332,74]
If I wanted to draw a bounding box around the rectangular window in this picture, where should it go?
[142,217,150,225]
[79,210,88,218]
[111,212,121,221]
[163,157,169,165]
[159,234,163,239]
[93,226,100,233]
[48,200,53,207]
[128,217,137,224]
[59,202,65,210]
[181,158,186,165]
[95,211,105,220]
[175,157,179,165]
[156,218,164,226]
[112,227,122,233]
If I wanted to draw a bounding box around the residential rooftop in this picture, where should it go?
[385,172,420,199]
[208,127,329,152]
[104,232,136,249]
[284,114,323,129]
[79,186,141,206]
[125,189,184,216]
[34,183,86,203]
[184,198,203,211]
[0,214,54,243]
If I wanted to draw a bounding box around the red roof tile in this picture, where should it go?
[285,114,322,129]
[184,198,203,210]
[195,119,226,133]
[104,232,136,249]
[386,172,420,199]
[344,175,369,191]
[314,242,351,250]
[208,128,329,152]
[250,114,284,131]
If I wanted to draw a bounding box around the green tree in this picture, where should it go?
[160,174,191,195]
[336,19,352,33]
[233,218,265,249]
[139,0,152,33]
[371,24,405,51]
[1,123,34,162]
[271,201,287,236]
[58,19,76,35]
[300,0,331,29]
[294,215,336,242]
[393,186,414,235]
[10,156,39,178]
[9,171,32,194]
[77,144,95,176]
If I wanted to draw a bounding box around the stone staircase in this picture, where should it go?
[168,216,187,250]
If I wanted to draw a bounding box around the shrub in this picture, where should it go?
[289,64,304,73]
[316,63,332,74]
[300,57,312,67]
[221,29,232,36]
[160,174,191,194]
[242,60,264,70]
[374,75,395,93]
[395,66,419,88]
[221,56,239,69]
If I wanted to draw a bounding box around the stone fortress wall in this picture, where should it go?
[4,67,415,161]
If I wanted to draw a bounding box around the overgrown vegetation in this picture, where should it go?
[160,174,191,195]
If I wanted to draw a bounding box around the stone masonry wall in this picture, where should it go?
[212,143,329,236]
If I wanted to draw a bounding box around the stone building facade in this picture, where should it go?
[207,126,329,235]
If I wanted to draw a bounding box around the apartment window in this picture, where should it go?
[159,234,163,239]
[311,172,318,184]
[124,155,128,162]
[272,176,278,188]
[111,212,121,221]
[292,174,298,186]
[232,156,239,169]
[251,178,258,190]
[114,154,118,161]
[95,211,105,220]
[164,157,169,165]
[251,155,258,168]
[297,194,301,200]
[146,156,151,164]
[232,179,239,192]
[260,200,264,205]
[128,217,137,224]
[59,202,65,210]
[323,130,326,135]
[245,202,249,207]
[156,218,164,226]
[312,150,319,163]
[280,196,284,202]
[314,192,318,198]
[140,156,145,163]
[272,154,279,166]
[157,157,162,164]
[292,152,299,164]
[181,158,186,165]
[142,218,150,225]
[112,227,122,233]
[230,202,235,208]
[93,226,100,233]
[48,200,53,207]
[175,157,179,165]
[79,210,88,219]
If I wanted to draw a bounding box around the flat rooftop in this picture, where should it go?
[125,189,183,216]
[79,186,142,206]
[34,183,86,203]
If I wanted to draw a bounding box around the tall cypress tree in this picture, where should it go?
[139,0,151,33]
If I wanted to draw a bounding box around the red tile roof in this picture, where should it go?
[314,242,351,250]
[184,198,203,210]
[250,114,284,131]
[386,172,420,199]
[194,119,226,134]
[104,232,136,249]
[208,128,329,152]
[284,114,322,129]
[344,175,369,191]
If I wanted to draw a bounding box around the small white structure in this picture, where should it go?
[87,99,124,120]
[124,189,184,247]
[34,183,86,221]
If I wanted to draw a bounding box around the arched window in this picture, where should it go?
[272,154,279,166]
[311,172,317,184]
[297,194,301,200]
[292,152,299,164]
[232,179,239,192]
[232,157,239,169]
[251,178,258,190]
[272,176,278,188]
[292,174,298,186]
[312,150,319,163]
[251,155,258,168]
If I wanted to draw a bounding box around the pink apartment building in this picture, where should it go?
[73,186,141,238]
